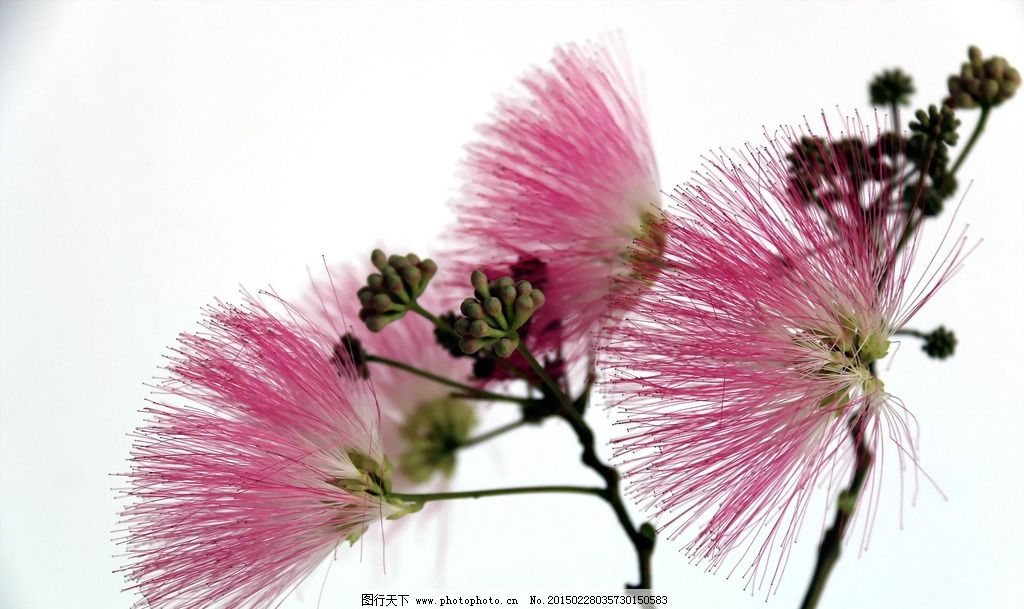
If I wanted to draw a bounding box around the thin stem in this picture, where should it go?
[799,372,876,609]
[364,353,529,405]
[460,419,528,448]
[515,341,570,408]
[894,328,927,339]
[390,485,603,504]
[951,106,991,175]
[515,341,655,589]
[408,301,449,331]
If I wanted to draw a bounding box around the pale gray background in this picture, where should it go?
[2,1,1023,608]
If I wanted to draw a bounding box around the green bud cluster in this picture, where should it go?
[454,270,545,358]
[786,136,893,208]
[903,105,961,217]
[922,325,957,360]
[357,249,437,332]
[946,46,1020,109]
[398,397,478,484]
[908,104,961,149]
[869,68,915,107]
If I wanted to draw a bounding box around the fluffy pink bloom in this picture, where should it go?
[119,293,408,609]
[450,39,661,369]
[304,261,477,487]
[599,116,969,593]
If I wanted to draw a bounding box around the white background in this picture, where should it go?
[2,1,1023,608]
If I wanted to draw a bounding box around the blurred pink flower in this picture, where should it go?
[599,116,969,592]
[119,293,412,609]
[450,39,661,370]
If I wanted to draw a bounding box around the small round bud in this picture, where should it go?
[363,315,388,333]
[459,337,484,354]
[499,284,517,306]
[384,274,406,298]
[483,296,503,319]
[869,68,915,107]
[371,249,388,270]
[461,299,483,319]
[357,287,374,307]
[493,337,518,359]
[469,319,491,339]
[419,259,438,285]
[471,270,490,298]
[401,265,422,288]
[371,293,395,312]
[453,316,472,336]
[515,293,534,315]
[388,254,408,269]
[922,325,957,360]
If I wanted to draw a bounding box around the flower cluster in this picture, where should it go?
[117,37,1010,608]
[118,293,419,609]
[599,116,969,592]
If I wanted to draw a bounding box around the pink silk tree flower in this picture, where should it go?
[118,293,418,609]
[305,261,479,487]
[450,39,662,371]
[599,116,970,594]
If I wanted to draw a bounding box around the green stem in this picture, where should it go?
[409,301,451,332]
[515,341,571,408]
[390,485,603,504]
[799,370,877,609]
[364,353,529,405]
[951,106,991,175]
[516,340,655,589]
[460,419,528,448]
[894,328,927,339]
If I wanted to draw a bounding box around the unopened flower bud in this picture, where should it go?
[483,296,503,320]
[370,293,394,313]
[946,45,1020,109]
[922,325,957,360]
[357,249,439,332]
[469,319,492,338]
[869,68,915,107]
[452,270,545,358]
[494,337,518,358]
[453,316,472,336]
[461,299,483,319]
[471,270,490,299]
[458,336,485,355]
